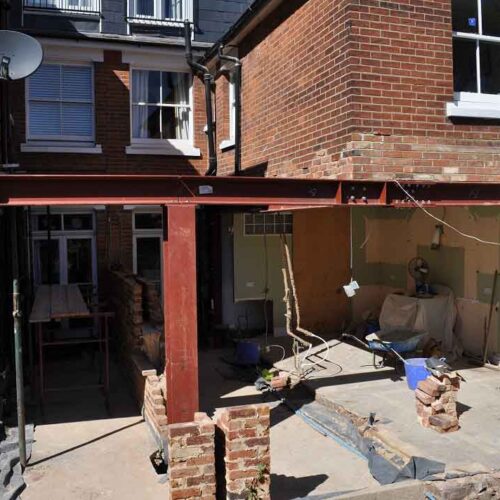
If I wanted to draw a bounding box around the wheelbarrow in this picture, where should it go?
[341,331,428,369]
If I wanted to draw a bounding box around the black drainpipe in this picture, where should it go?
[184,20,217,176]
[217,46,241,176]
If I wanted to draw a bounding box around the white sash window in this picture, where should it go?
[27,63,94,143]
[449,0,500,117]
[131,69,191,142]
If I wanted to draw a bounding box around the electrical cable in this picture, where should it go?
[300,332,331,369]
[395,181,500,247]
[266,343,287,363]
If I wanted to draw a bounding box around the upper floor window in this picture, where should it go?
[23,0,100,15]
[27,64,94,143]
[131,69,191,141]
[452,0,500,96]
[129,0,191,22]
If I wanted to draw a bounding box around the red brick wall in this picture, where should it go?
[215,404,271,500]
[167,413,217,500]
[12,50,207,175]
[215,74,236,174]
[217,0,356,178]
[216,0,500,182]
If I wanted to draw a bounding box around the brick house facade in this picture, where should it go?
[212,0,500,182]
[4,0,253,421]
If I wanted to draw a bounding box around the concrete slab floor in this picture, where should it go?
[273,339,500,474]
[22,357,165,500]
[199,348,380,499]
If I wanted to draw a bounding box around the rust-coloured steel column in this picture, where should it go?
[163,204,199,424]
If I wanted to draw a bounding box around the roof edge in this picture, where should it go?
[201,0,284,64]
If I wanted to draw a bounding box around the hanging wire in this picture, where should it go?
[395,181,500,247]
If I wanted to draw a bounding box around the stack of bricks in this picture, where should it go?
[137,277,164,325]
[167,413,216,500]
[106,270,144,352]
[215,404,271,500]
[415,372,461,433]
[143,372,168,440]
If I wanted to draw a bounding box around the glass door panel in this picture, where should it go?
[67,238,94,303]
[34,239,60,285]
[136,236,161,290]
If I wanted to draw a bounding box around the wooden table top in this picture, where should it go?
[29,284,90,323]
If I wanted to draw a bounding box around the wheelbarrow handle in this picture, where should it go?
[341,333,370,350]
[388,346,407,364]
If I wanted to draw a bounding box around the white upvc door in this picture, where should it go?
[33,234,97,300]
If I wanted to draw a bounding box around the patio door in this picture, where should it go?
[132,208,163,295]
[32,211,97,303]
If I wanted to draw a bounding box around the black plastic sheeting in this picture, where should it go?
[277,391,445,485]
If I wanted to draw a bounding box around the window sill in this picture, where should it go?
[126,142,201,157]
[23,8,100,19]
[446,101,500,120]
[126,17,184,26]
[219,139,235,151]
[21,143,102,154]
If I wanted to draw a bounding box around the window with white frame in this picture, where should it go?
[27,64,94,142]
[244,213,293,236]
[31,209,97,303]
[452,1,500,99]
[24,0,100,14]
[130,0,186,20]
[131,69,191,141]
[133,210,163,293]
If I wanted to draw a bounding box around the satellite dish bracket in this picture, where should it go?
[0,56,11,80]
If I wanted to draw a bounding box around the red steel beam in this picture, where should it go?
[0,174,341,207]
[1,174,500,207]
[163,205,199,424]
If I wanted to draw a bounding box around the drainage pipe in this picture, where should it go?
[217,46,242,176]
[184,21,217,176]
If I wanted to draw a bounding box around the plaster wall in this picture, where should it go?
[226,213,289,332]
[351,207,500,356]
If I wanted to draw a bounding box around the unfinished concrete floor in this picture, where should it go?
[22,356,165,500]
[272,338,500,476]
[199,348,381,499]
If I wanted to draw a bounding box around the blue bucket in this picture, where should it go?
[235,341,260,365]
[404,358,430,390]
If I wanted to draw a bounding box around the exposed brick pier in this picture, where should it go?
[215,404,271,500]
[167,413,217,500]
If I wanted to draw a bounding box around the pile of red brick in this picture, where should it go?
[415,372,460,433]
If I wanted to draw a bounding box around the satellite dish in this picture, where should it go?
[0,31,43,81]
